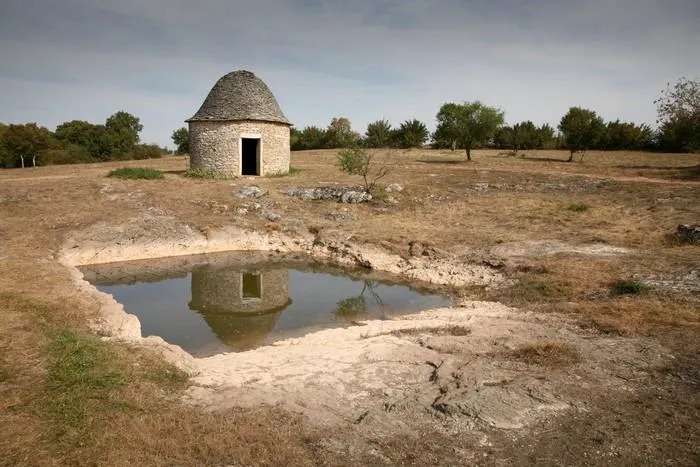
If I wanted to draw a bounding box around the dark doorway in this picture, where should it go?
[242,273,262,299]
[241,138,260,175]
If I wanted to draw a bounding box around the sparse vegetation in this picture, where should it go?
[107,167,164,179]
[567,202,591,212]
[337,146,389,192]
[391,325,471,337]
[507,341,580,366]
[610,280,651,295]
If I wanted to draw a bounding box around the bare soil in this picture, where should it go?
[1,149,698,465]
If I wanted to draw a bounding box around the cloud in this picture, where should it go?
[1,0,698,146]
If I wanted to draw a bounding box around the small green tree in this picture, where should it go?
[394,119,429,148]
[433,101,505,160]
[171,127,189,154]
[3,123,53,168]
[105,111,143,156]
[364,119,393,148]
[558,107,605,161]
[654,77,700,152]
[337,146,389,193]
[326,117,360,148]
[294,126,327,150]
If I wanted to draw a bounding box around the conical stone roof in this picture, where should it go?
[187,70,290,124]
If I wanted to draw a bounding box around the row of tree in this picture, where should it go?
[287,77,699,157]
[0,111,165,168]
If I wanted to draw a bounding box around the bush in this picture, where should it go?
[567,202,591,212]
[610,280,650,295]
[107,167,164,180]
[131,144,163,160]
[337,147,389,193]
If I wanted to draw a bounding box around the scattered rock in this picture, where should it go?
[385,196,398,205]
[676,224,700,244]
[326,213,353,222]
[409,241,425,257]
[262,212,281,222]
[340,191,372,204]
[235,186,266,198]
[385,183,404,193]
[584,289,611,301]
[483,259,505,269]
[236,208,248,215]
[473,183,490,191]
[284,186,372,203]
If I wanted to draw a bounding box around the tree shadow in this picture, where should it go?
[416,159,469,165]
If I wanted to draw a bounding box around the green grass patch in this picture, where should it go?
[610,280,651,295]
[45,330,128,433]
[0,368,10,382]
[107,167,164,180]
[566,202,591,212]
[183,168,231,179]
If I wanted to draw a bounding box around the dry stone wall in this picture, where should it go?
[189,120,290,177]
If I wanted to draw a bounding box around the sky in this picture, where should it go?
[1,0,699,147]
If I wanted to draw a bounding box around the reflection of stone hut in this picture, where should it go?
[188,266,291,351]
[186,70,291,177]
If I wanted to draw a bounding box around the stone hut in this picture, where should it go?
[186,70,291,177]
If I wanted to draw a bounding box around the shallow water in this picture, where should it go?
[82,252,452,356]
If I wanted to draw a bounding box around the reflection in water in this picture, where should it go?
[83,253,452,356]
[188,266,291,351]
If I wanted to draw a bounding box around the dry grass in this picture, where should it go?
[0,148,699,464]
[390,325,471,338]
[506,341,581,367]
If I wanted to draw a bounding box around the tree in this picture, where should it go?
[105,111,142,156]
[364,120,393,148]
[326,117,360,148]
[558,107,605,161]
[54,120,99,148]
[654,77,700,152]
[337,147,389,193]
[512,121,539,150]
[292,126,327,150]
[600,120,653,150]
[536,124,556,149]
[394,119,429,148]
[3,123,52,168]
[171,127,189,154]
[433,101,505,160]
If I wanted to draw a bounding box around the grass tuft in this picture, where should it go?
[0,368,9,382]
[107,167,164,180]
[610,280,651,295]
[45,330,127,432]
[566,202,591,212]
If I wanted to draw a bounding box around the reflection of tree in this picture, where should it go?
[334,281,384,322]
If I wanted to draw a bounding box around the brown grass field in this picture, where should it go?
[0,148,698,465]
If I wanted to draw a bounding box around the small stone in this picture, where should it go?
[340,191,372,204]
[235,186,266,198]
[676,224,700,243]
[263,212,281,222]
[385,183,404,193]
[236,208,248,215]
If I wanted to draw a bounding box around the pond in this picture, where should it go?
[81,252,452,357]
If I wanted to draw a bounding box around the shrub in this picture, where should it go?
[337,147,389,193]
[107,167,164,180]
[610,280,650,295]
[567,202,591,212]
[131,144,163,160]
